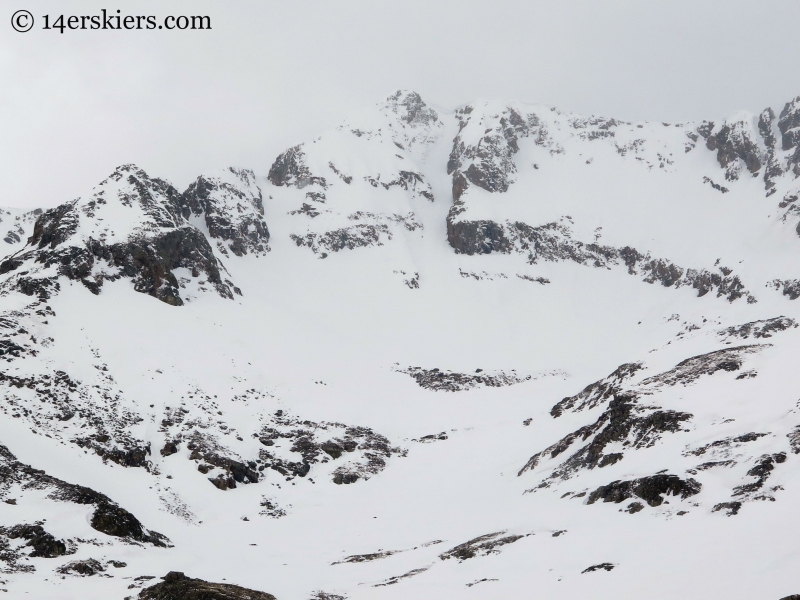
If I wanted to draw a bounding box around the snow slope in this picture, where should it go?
[1,91,800,599]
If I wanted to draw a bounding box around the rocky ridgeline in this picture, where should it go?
[444,99,644,248]
[701,113,768,183]
[0,164,267,307]
[697,96,799,192]
[447,102,551,201]
[0,164,225,306]
[446,100,628,202]
[2,91,798,300]
[518,319,800,515]
[444,98,700,232]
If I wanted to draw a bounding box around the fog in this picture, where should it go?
[2,0,799,208]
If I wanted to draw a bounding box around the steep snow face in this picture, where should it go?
[267,91,442,258]
[5,92,800,600]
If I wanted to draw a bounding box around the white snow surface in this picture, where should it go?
[1,91,800,599]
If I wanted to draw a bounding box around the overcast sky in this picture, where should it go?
[2,0,800,209]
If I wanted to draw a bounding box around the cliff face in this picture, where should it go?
[181,167,270,258]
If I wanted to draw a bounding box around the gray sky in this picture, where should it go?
[2,0,800,209]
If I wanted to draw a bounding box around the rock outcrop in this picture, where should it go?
[139,571,276,600]
[447,217,755,302]
[587,474,701,507]
[0,524,67,559]
[0,442,169,546]
[704,113,764,181]
[439,531,527,561]
[397,366,530,392]
[181,168,270,257]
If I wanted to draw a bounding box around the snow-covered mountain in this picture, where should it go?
[2,91,800,599]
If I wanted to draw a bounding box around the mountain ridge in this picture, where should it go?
[1,90,800,599]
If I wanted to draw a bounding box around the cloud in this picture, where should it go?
[1,0,799,208]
